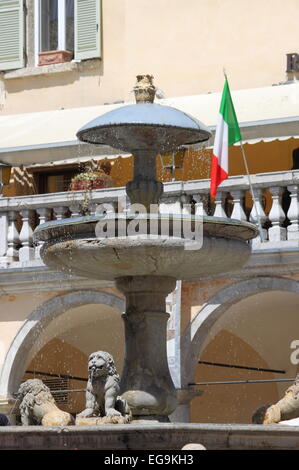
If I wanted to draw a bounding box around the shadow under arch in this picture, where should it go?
[0,290,125,398]
[181,276,299,386]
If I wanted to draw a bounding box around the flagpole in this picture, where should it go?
[223,69,265,243]
[239,141,265,242]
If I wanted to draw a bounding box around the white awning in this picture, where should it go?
[26,153,132,170]
[0,82,299,166]
[203,134,299,149]
[235,134,299,146]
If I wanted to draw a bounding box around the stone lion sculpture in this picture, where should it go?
[76,351,131,425]
[17,379,74,426]
[252,374,299,425]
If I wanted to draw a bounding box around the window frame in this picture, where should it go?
[34,0,73,67]
[1,0,101,74]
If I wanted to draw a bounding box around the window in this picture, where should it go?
[38,0,75,64]
[32,167,78,194]
[0,0,101,71]
[37,0,100,66]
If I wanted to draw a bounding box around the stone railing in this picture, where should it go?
[0,169,298,268]
[180,169,299,246]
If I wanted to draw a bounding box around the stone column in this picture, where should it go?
[116,275,178,422]
[170,389,204,423]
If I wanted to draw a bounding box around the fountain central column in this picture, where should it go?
[116,275,178,422]
[126,150,163,211]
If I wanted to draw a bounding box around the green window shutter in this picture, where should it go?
[74,0,101,60]
[0,0,24,71]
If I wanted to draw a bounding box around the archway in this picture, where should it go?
[0,290,125,399]
[182,276,299,387]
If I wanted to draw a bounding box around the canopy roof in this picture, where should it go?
[0,82,298,166]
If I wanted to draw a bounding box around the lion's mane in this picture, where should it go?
[17,378,74,426]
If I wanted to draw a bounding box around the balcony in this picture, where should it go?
[0,169,299,293]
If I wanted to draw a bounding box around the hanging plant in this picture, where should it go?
[69,167,114,216]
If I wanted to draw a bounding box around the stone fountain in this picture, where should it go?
[34,75,257,425]
[3,76,299,450]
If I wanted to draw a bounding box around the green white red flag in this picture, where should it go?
[210,78,241,198]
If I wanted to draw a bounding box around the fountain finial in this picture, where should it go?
[133,74,156,103]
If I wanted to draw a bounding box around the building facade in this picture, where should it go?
[0,0,299,423]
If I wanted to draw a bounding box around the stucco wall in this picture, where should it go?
[0,291,60,374]
[190,330,280,424]
[1,0,299,114]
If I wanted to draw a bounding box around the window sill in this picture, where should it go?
[3,59,100,80]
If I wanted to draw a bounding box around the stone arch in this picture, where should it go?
[0,290,125,398]
[181,276,299,386]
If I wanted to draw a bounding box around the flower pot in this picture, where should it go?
[38,50,73,66]
[92,178,110,189]
[69,175,113,191]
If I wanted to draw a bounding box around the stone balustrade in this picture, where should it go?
[0,169,298,268]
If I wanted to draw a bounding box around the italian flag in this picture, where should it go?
[210,78,241,198]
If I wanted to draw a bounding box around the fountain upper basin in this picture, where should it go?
[76,103,211,153]
[34,214,258,281]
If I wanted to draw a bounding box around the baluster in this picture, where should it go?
[116,195,127,214]
[6,210,20,261]
[287,185,299,240]
[36,207,51,226]
[89,202,97,216]
[213,192,227,218]
[35,208,51,258]
[180,194,191,215]
[192,194,208,217]
[93,201,117,216]
[53,206,69,221]
[19,209,35,262]
[248,188,268,243]
[159,196,181,215]
[268,186,287,242]
[249,188,267,223]
[0,211,8,262]
[230,190,247,221]
[69,204,81,218]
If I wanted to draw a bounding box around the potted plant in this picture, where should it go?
[69,163,113,191]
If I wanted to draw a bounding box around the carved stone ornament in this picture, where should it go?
[17,379,74,426]
[252,374,299,425]
[133,74,156,103]
[76,351,131,425]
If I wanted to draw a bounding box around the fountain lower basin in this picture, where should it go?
[2,423,299,450]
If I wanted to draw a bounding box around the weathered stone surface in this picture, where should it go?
[1,423,299,450]
[36,215,255,281]
[252,374,299,425]
[76,351,131,424]
[17,379,74,426]
[75,416,129,426]
[117,276,177,420]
